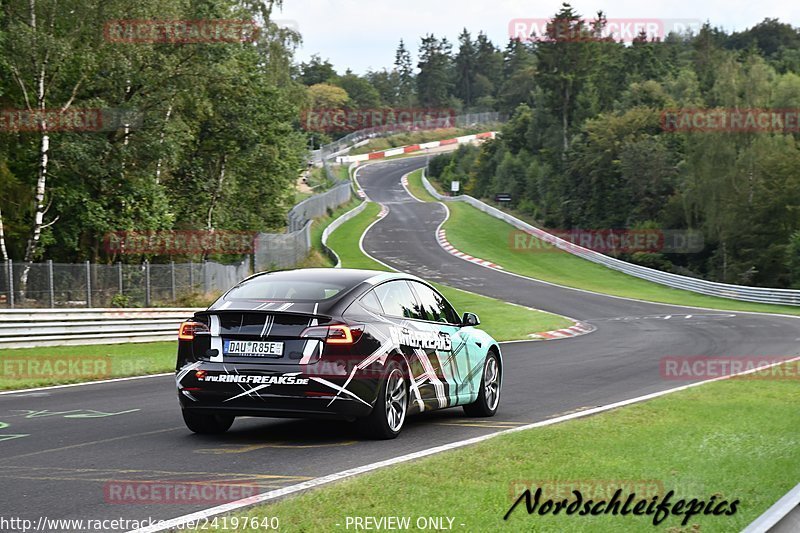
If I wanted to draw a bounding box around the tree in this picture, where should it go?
[394,40,415,106]
[299,54,337,85]
[417,34,453,108]
[475,32,503,96]
[533,4,597,152]
[334,73,381,109]
[454,29,477,107]
[365,69,400,106]
[3,0,113,290]
[498,38,536,114]
[306,83,350,109]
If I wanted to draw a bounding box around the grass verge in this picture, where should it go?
[326,201,572,340]
[298,198,363,269]
[0,341,175,390]
[236,364,799,532]
[406,170,800,316]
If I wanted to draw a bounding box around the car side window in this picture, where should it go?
[373,281,425,320]
[360,289,383,313]
[409,281,460,324]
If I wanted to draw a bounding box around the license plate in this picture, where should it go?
[224,339,284,358]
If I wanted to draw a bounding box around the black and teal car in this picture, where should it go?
[175,268,502,439]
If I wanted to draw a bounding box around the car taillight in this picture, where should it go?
[178,320,209,341]
[301,324,363,344]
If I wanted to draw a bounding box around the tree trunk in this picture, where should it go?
[0,206,8,262]
[203,154,227,260]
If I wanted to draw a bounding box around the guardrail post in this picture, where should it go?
[170,261,176,302]
[7,259,13,309]
[145,260,151,307]
[189,261,194,292]
[85,260,92,308]
[47,259,54,308]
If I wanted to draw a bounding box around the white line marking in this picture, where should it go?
[127,355,800,533]
[0,373,172,395]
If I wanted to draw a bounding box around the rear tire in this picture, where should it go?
[358,361,408,440]
[182,410,234,434]
[463,350,501,417]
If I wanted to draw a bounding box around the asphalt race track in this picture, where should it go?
[1,157,799,530]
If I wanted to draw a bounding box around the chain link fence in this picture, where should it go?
[0,259,249,309]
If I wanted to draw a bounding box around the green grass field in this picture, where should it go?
[0,341,175,390]
[326,201,572,340]
[405,170,800,316]
[235,365,799,532]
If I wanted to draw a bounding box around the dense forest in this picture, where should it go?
[0,0,307,264]
[2,1,800,288]
[381,6,800,289]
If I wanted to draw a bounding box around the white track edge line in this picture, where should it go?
[0,373,172,395]
[128,355,800,533]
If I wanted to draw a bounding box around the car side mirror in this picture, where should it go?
[461,312,480,327]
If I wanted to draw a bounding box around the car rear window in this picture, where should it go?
[226,279,346,301]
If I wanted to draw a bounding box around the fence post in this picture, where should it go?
[202,260,208,295]
[47,259,54,308]
[85,260,92,308]
[7,259,13,309]
[145,260,151,307]
[118,262,123,296]
[189,261,194,292]
[170,261,176,302]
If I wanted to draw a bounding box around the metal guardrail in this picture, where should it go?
[317,112,502,161]
[421,172,800,306]
[322,202,368,268]
[0,308,200,348]
[743,483,800,533]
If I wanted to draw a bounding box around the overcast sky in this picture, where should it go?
[277,0,800,74]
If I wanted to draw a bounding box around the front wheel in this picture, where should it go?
[182,410,234,434]
[358,361,408,439]
[463,351,501,417]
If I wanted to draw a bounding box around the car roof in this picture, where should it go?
[206,268,427,316]
[240,268,413,286]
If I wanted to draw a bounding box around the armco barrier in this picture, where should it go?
[322,202,368,268]
[421,173,800,306]
[336,131,497,163]
[0,308,200,348]
[742,483,800,533]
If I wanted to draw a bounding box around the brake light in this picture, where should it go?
[301,324,363,344]
[178,321,209,341]
[327,325,353,344]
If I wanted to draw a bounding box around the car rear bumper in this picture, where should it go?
[176,361,378,419]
